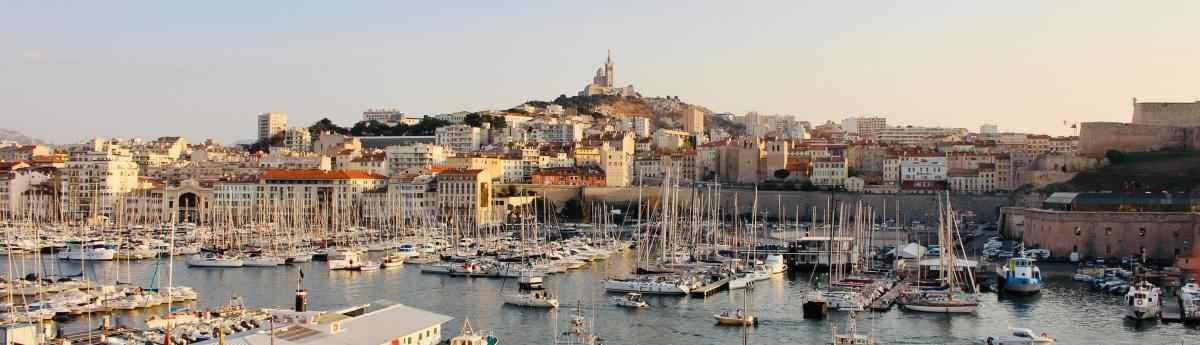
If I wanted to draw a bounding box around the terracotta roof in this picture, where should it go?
[436,168,484,176]
[263,169,386,180]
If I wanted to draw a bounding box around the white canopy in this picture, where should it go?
[896,243,927,259]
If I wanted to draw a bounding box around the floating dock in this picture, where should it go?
[869,282,909,311]
[691,277,730,297]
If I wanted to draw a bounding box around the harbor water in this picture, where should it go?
[5,253,1199,345]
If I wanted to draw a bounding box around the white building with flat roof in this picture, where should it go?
[435,124,485,153]
[385,143,447,173]
[227,304,452,345]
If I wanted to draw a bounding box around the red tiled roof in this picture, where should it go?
[263,169,385,180]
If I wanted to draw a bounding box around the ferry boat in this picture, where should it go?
[327,249,363,270]
[1000,256,1043,294]
[1124,280,1161,320]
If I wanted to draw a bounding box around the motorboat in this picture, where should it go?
[356,260,381,272]
[396,243,422,259]
[763,254,787,275]
[713,308,757,326]
[611,292,648,308]
[1124,280,1161,320]
[1000,257,1042,294]
[186,251,244,268]
[243,252,285,267]
[420,262,454,274]
[983,328,1056,345]
[1179,281,1200,321]
[729,265,771,290]
[381,254,405,268]
[503,274,559,308]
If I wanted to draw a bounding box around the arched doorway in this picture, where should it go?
[178,192,199,224]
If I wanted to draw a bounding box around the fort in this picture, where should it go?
[1079,98,1200,156]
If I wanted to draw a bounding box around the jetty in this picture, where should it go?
[691,277,731,297]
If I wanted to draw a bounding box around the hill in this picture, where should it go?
[531,95,740,134]
[0,129,47,145]
[1043,150,1200,192]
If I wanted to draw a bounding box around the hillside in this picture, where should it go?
[1043,151,1200,192]
[0,129,47,145]
[531,95,740,134]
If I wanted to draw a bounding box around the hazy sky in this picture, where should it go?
[3,1,1198,144]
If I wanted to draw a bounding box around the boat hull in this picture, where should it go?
[901,303,978,313]
[603,279,690,295]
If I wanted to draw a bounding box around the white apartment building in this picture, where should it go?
[811,157,848,187]
[0,167,52,219]
[883,155,900,186]
[436,169,495,226]
[385,143,447,173]
[653,129,690,152]
[435,124,485,153]
[259,169,387,219]
[600,146,632,187]
[256,151,331,170]
[900,154,948,183]
[878,126,967,146]
[532,122,585,143]
[947,164,996,194]
[280,127,312,152]
[60,146,141,220]
[843,116,887,139]
[257,112,287,142]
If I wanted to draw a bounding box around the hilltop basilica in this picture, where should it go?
[579,50,638,97]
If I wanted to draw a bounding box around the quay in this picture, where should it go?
[690,277,730,297]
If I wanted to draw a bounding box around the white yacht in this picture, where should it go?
[729,264,771,290]
[603,275,694,295]
[763,254,787,275]
[1180,281,1200,320]
[611,292,648,308]
[57,241,117,261]
[243,252,285,267]
[1123,280,1161,320]
[186,251,244,267]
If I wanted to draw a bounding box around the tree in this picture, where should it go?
[463,113,484,127]
[773,169,791,180]
[308,118,350,136]
[488,116,508,129]
[799,180,817,191]
[1105,149,1126,165]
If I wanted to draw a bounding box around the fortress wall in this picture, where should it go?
[1133,102,1200,127]
[1078,122,1196,156]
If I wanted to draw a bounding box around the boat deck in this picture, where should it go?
[690,277,730,297]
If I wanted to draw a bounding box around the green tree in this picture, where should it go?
[773,169,791,180]
[799,180,817,191]
[463,113,484,127]
[488,116,508,129]
[1105,149,1126,165]
[308,118,350,136]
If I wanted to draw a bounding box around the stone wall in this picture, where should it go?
[1078,122,1199,156]
[1133,101,1200,127]
[1002,207,1200,262]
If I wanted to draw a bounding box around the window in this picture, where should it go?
[1105,227,1112,236]
[1074,227,1081,236]
[1138,228,1146,237]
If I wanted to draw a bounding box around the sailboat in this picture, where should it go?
[900,193,979,314]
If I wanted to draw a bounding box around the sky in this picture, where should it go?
[2,1,1199,144]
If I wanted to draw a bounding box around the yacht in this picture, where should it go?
[763,254,787,275]
[713,308,757,326]
[243,252,285,267]
[1124,280,1161,320]
[1000,256,1043,294]
[356,260,381,271]
[984,328,1056,345]
[503,274,559,308]
[56,241,117,261]
[1179,281,1200,321]
[186,251,244,267]
[603,275,694,295]
[729,264,771,290]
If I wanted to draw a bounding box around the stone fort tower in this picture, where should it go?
[1131,97,1200,127]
